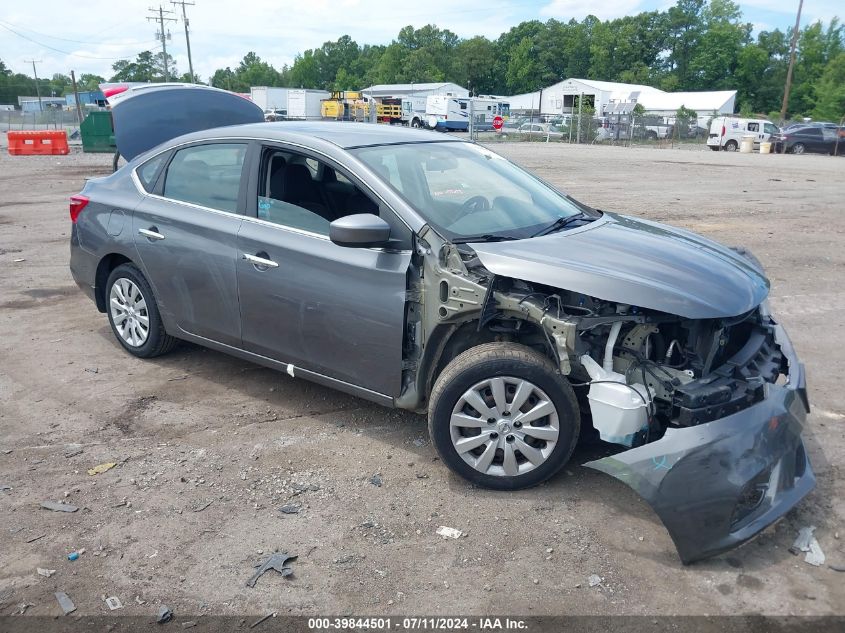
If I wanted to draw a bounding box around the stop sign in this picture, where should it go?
[492,115,504,130]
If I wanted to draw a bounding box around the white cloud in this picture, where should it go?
[1,0,523,81]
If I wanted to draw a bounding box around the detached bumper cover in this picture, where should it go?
[585,314,813,564]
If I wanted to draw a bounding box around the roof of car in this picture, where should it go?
[202,121,461,149]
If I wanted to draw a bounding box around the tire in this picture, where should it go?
[724,140,738,152]
[428,342,580,491]
[105,263,177,358]
[411,119,422,128]
[646,131,658,140]
[792,143,805,155]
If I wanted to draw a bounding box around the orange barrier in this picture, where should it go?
[7,130,70,156]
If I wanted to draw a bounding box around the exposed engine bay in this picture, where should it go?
[395,224,812,564]
[400,226,785,451]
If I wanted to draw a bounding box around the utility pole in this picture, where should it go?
[70,70,85,128]
[171,0,195,82]
[780,0,804,123]
[25,59,43,112]
[148,5,176,82]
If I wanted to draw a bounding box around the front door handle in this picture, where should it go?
[243,253,279,269]
[138,227,165,241]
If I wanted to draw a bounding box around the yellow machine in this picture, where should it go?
[321,91,370,120]
[321,92,402,123]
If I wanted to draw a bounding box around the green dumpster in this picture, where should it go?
[80,111,116,153]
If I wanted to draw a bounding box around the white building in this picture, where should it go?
[361,82,469,100]
[508,78,736,119]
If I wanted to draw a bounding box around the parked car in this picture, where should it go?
[69,93,813,564]
[782,121,838,133]
[771,125,845,155]
[264,108,288,122]
[514,122,564,139]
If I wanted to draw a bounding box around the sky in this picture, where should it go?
[0,0,841,84]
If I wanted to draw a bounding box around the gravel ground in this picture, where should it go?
[0,143,843,620]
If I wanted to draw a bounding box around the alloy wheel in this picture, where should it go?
[449,376,560,477]
[109,278,150,347]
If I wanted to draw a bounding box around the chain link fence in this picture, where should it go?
[474,110,710,150]
[0,108,87,147]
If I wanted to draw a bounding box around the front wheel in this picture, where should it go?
[428,343,580,490]
[106,263,177,358]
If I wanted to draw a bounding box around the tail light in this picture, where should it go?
[101,85,128,99]
[721,125,726,136]
[69,195,89,223]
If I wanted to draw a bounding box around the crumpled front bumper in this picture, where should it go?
[585,310,814,564]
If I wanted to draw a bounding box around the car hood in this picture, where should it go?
[109,84,264,161]
[470,212,769,319]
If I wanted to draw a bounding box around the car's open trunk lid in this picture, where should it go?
[103,83,264,161]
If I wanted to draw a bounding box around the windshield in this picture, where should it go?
[351,142,590,240]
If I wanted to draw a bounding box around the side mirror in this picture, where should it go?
[329,213,391,248]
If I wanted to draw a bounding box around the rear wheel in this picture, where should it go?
[724,140,738,152]
[411,118,422,128]
[428,343,579,490]
[792,143,805,155]
[106,263,176,358]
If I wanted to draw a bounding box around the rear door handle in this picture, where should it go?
[138,227,165,241]
[243,253,279,269]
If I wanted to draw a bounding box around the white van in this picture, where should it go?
[707,116,779,151]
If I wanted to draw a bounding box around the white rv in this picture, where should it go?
[471,97,510,129]
[401,95,428,128]
[425,96,510,131]
[426,95,470,131]
[707,116,779,151]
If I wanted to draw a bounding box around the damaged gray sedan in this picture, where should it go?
[69,89,812,564]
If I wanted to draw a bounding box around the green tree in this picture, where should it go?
[78,74,105,91]
[812,52,845,121]
[689,0,750,89]
[789,19,844,116]
[506,37,542,93]
[667,0,706,88]
[453,36,498,95]
[110,51,158,82]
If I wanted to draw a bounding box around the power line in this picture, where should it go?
[0,21,160,60]
[172,0,196,82]
[0,18,160,46]
[147,5,177,81]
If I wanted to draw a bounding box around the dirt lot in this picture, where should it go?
[1,143,844,620]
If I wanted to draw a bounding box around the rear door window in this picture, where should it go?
[137,153,167,192]
[162,143,247,213]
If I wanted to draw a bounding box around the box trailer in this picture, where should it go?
[250,87,289,115]
[287,89,330,120]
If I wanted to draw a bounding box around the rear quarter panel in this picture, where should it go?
[71,169,145,286]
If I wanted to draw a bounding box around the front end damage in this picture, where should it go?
[400,223,813,563]
[585,310,813,563]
